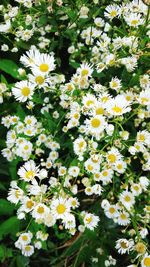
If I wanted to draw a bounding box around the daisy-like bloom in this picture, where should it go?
[120,56,138,72]
[85,115,106,138]
[77,62,93,78]
[82,93,97,109]
[114,160,127,174]
[18,160,39,182]
[51,197,71,220]
[94,17,105,28]
[141,254,150,267]
[104,4,121,20]
[109,77,122,91]
[28,72,50,88]
[105,95,131,116]
[119,191,135,210]
[68,166,80,177]
[99,168,114,185]
[131,183,142,196]
[106,147,122,166]
[20,47,41,68]
[140,74,150,90]
[124,13,144,27]
[7,181,24,204]
[104,204,119,219]
[43,211,56,227]
[138,90,150,106]
[31,52,55,75]
[18,232,33,246]
[16,140,33,161]
[12,80,35,102]
[21,245,34,257]
[36,231,49,241]
[32,203,49,220]
[63,213,76,230]
[115,239,134,254]
[73,136,87,156]
[84,158,100,173]
[6,130,16,148]
[69,197,80,209]
[117,210,130,226]
[20,197,35,213]
[83,212,99,230]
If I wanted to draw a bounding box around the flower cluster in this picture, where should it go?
[0,0,150,266]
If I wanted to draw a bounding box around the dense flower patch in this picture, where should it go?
[0,0,149,266]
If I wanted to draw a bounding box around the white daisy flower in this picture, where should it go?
[124,13,144,27]
[117,211,130,226]
[21,245,34,257]
[106,95,131,116]
[32,203,49,220]
[20,47,41,68]
[109,77,122,91]
[18,232,33,246]
[51,197,71,220]
[17,160,39,182]
[77,62,93,78]
[12,80,35,102]
[85,115,106,137]
[83,212,99,230]
[119,191,135,210]
[105,204,119,219]
[104,4,121,20]
[31,52,55,75]
[68,166,80,177]
[115,239,134,254]
[141,254,150,267]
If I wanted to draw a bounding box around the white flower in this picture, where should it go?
[115,239,134,254]
[85,115,106,137]
[51,197,71,220]
[119,191,135,210]
[18,232,33,246]
[141,254,150,267]
[21,245,34,257]
[106,95,131,116]
[68,166,80,177]
[124,13,144,27]
[104,4,121,20]
[77,63,93,78]
[117,211,130,226]
[18,160,39,182]
[83,212,99,230]
[32,203,49,220]
[109,77,122,91]
[12,81,35,102]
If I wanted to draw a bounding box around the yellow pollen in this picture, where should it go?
[72,200,76,206]
[67,84,73,91]
[131,19,138,26]
[25,171,35,179]
[35,76,45,85]
[79,141,85,148]
[108,154,116,163]
[21,87,30,97]
[120,241,128,249]
[86,100,94,106]
[101,96,108,103]
[25,245,31,251]
[87,165,93,171]
[109,207,115,214]
[86,216,92,224]
[39,63,49,72]
[96,107,104,115]
[126,96,131,101]
[81,69,89,76]
[111,81,118,88]
[141,97,149,104]
[37,206,44,214]
[22,235,28,241]
[56,204,66,214]
[133,185,139,191]
[91,118,101,128]
[124,195,131,202]
[26,200,34,209]
[138,134,145,142]
[117,164,123,169]
[73,113,79,119]
[110,10,117,17]
[24,145,29,150]
[15,190,21,198]
[120,213,127,220]
[144,257,150,266]
[112,106,122,113]
[102,171,108,177]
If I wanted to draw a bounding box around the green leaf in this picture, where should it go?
[16,255,29,267]
[0,59,21,79]
[0,245,13,262]
[0,216,20,239]
[0,199,14,216]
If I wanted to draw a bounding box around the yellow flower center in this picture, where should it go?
[102,171,108,177]
[111,81,118,88]
[39,63,49,72]
[87,164,93,171]
[138,134,145,142]
[25,171,35,179]
[120,213,127,220]
[144,257,150,266]
[131,19,138,26]
[120,241,128,249]
[21,87,30,97]
[56,204,66,214]
[91,118,101,128]
[86,216,92,224]
[86,100,94,106]
[26,200,34,209]
[35,76,45,85]
[15,190,21,198]
[141,97,149,104]
[117,164,123,169]
[110,10,117,17]
[108,154,116,163]
[112,106,122,113]
[96,107,104,115]
[37,206,44,214]
[109,207,115,214]
[81,69,89,76]
[24,145,29,150]
[22,235,28,241]
[124,195,131,202]
[79,141,85,148]
[25,245,31,251]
